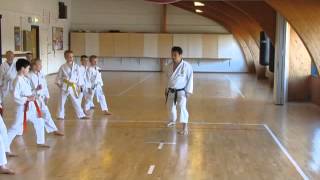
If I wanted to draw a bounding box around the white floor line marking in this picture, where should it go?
[147,165,155,175]
[145,141,176,145]
[263,124,309,180]
[158,143,164,150]
[106,120,264,126]
[117,74,153,96]
[225,75,246,98]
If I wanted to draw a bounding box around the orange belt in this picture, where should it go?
[23,100,42,133]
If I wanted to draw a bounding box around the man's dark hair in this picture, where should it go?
[171,46,183,55]
[16,58,30,71]
[81,55,88,59]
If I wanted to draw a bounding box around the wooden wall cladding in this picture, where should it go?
[158,34,173,58]
[188,34,202,58]
[114,33,129,57]
[70,32,233,59]
[99,33,114,57]
[129,33,144,57]
[143,34,158,58]
[202,34,218,59]
[70,32,85,56]
[288,27,312,101]
[85,33,100,56]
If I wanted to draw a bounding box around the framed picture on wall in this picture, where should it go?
[52,27,63,50]
[14,26,22,51]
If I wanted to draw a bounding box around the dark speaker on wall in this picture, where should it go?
[269,43,275,72]
[259,31,270,66]
[59,2,67,19]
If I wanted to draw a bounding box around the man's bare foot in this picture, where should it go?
[167,121,176,127]
[37,144,50,148]
[0,166,15,175]
[103,111,112,115]
[57,117,64,120]
[80,116,90,120]
[178,129,189,135]
[6,152,18,158]
[178,123,189,135]
[53,131,64,136]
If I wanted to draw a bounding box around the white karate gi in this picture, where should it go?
[0,134,7,166]
[0,115,10,154]
[7,75,45,145]
[78,65,91,106]
[85,66,109,111]
[0,60,17,103]
[166,60,193,124]
[55,63,86,119]
[28,71,58,133]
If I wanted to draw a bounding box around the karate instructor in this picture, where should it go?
[166,46,193,135]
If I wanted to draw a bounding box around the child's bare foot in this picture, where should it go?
[103,111,112,115]
[84,110,90,116]
[6,152,18,158]
[0,166,15,175]
[37,144,50,148]
[53,131,64,136]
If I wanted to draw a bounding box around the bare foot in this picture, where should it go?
[178,123,189,135]
[37,144,50,148]
[167,121,176,127]
[0,166,15,175]
[6,152,18,158]
[53,131,64,136]
[80,116,90,120]
[103,111,112,115]
[178,129,189,135]
[84,110,90,116]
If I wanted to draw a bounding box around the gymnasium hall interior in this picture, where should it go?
[0,0,320,179]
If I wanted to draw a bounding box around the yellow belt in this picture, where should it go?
[63,79,79,98]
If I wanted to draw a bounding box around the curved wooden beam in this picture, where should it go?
[265,0,320,71]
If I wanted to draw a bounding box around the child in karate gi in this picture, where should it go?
[28,59,64,136]
[7,58,49,148]
[55,50,89,120]
[78,55,91,114]
[0,109,15,175]
[85,55,111,115]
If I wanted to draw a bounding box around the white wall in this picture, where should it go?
[0,0,71,74]
[71,0,228,34]
[70,0,247,72]
[71,0,162,32]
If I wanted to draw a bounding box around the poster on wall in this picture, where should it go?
[14,26,22,51]
[52,27,63,51]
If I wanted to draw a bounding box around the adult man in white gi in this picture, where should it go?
[0,51,17,105]
[166,46,193,135]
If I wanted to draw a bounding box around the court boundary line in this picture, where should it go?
[263,124,309,180]
[55,119,309,179]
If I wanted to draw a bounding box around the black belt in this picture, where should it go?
[165,88,185,105]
